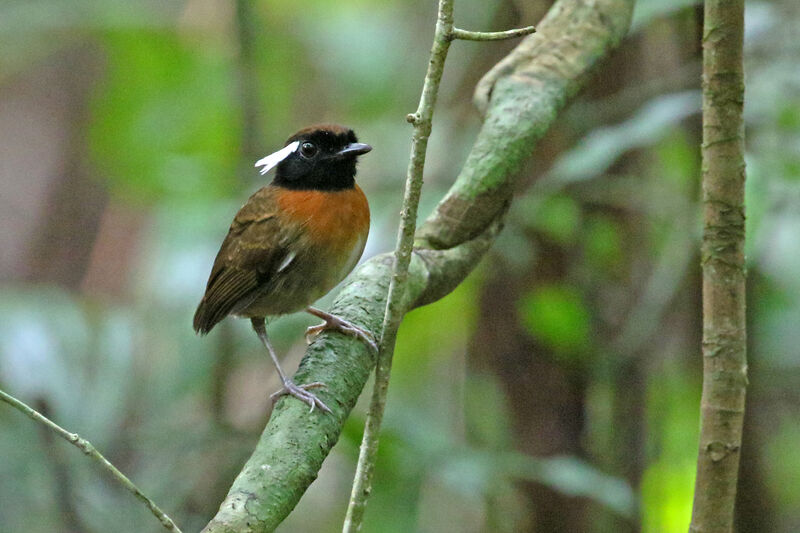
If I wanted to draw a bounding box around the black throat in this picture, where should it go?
[272,159,357,191]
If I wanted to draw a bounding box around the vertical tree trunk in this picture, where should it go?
[471,251,589,533]
[690,0,747,531]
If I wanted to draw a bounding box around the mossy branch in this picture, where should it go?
[202,0,634,531]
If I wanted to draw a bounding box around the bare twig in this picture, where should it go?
[35,398,85,533]
[343,2,536,531]
[0,388,183,533]
[342,1,456,528]
[452,25,535,41]
[689,0,748,531]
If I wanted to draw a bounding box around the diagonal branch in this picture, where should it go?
[202,1,634,531]
[0,389,183,533]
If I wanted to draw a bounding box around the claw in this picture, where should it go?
[305,312,379,354]
[271,380,332,414]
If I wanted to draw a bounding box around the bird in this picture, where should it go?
[193,124,375,414]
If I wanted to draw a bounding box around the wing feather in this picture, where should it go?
[193,186,294,334]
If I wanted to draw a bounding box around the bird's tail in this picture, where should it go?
[192,299,217,335]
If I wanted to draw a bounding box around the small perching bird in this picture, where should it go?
[193,124,375,413]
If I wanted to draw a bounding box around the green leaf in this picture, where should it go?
[584,215,623,271]
[654,129,700,193]
[505,453,636,518]
[518,284,591,355]
[544,91,701,187]
[519,194,581,245]
[464,374,513,450]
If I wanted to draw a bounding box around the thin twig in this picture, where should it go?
[342,2,536,531]
[452,25,535,41]
[35,398,86,533]
[0,388,183,533]
[342,0,456,530]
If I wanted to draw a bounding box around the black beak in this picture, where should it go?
[335,142,372,158]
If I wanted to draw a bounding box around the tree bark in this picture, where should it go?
[690,0,747,531]
[202,1,635,531]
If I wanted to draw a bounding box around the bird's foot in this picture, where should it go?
[270,380,332,414]
[306,312,378,353]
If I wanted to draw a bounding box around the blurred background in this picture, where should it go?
[1,0,798,531]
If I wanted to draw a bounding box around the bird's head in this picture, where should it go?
[254,124,371,191]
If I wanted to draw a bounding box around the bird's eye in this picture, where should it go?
[300,142,318,158]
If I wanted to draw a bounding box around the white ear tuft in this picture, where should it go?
[254,141,300,175]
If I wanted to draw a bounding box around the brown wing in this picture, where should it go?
[193,186,296,334]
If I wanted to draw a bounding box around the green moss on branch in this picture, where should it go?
[419,0,634,249]
[202,225,499,533]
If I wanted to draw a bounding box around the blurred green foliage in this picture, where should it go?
[90,31,240,202]
[518,284,591,357]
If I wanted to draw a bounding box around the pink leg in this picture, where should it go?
[305,307,379,353]
[251,317,332,414]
